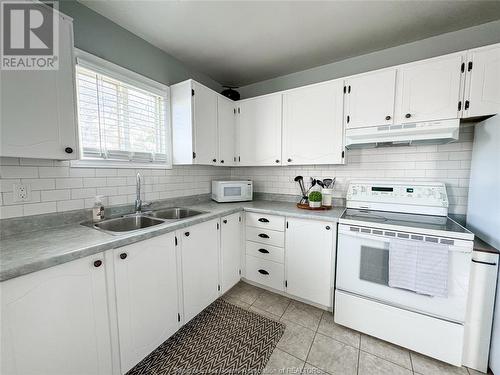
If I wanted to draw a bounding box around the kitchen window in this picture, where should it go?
[73,50,171,168]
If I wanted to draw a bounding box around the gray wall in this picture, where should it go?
[239,20,500,98]
[59,1,222,91]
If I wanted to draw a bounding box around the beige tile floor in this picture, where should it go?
[222,281,489,375]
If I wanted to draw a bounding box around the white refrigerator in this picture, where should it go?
[466,115,500,374]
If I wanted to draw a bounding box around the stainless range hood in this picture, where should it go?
[345,119,460,149]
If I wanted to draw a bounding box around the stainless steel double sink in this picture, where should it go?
[88,207,206,235]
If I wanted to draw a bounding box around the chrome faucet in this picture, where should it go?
[135,172,143,214]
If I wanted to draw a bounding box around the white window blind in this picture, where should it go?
[76,64,168,164]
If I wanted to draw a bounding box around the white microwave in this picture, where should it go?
[212,180,253,202]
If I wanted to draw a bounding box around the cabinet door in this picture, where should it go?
[1,254,112,375]
[180,219,220,322]
[193,82,218,165]
[218,96,236,166]
[237,94,282,166]
[220,213,242,292]
[0,16,78,159]
[345,69,396,129]
[395,53,464,123]
[282,80,344,165]
[463,44,500,117]
[285,218,335,307]
[113,233,179,373]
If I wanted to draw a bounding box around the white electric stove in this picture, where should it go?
[335,181,474,366]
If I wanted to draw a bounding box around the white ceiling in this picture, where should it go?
[79,1,500,87]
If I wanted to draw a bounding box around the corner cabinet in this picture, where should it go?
[180,219,220,323]
[285,218,335,307]
[462,43,500,118]
[282,80,345,165]
[1,253,112,375]
[236,93,282,166]
[0,13,78,160]
[113,233,180,374]
[218,96,237,166]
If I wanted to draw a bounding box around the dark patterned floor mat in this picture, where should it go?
[127,298,285,375]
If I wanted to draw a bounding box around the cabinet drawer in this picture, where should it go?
[246,241,284,264]
[245,255,285,291]
[246,227,285,248]
[246,212,285,231]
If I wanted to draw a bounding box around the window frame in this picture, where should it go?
[71,49,172,169]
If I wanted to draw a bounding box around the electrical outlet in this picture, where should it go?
[13,183,31,202]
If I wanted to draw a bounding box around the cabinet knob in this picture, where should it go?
[258,218,269,223]
[385,115,391,120]
[405,113,411,119]
[65,147,73,154]
[212,159,217,163]
[326,226,331,230]
[185,231,190,237]
[258,269,269,275]
[258,233,269,239]
[258,248,269,254]
[287,158,292,162]
[275,160,280,163]
[220,160,224,164]
[93,260,102,268]
[223,219,227,224]
[119,253,127,260]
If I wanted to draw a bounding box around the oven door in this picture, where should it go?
[336,224,472,323]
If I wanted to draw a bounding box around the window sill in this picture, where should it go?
[70,159,172,169]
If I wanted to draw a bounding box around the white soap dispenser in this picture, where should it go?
[92,195,105,222]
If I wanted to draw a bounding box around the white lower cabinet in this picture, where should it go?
[285,218,335,307]
[220,213,242,292]
[180,219,220,322]
[113,233,180,374]
[1,253,112,375]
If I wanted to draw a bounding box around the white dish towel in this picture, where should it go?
[389,239,449,297]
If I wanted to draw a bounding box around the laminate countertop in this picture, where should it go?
[0,200,345,282]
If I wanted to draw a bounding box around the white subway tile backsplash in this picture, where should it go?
[39,167,69,178]
[23,202,57,216]
[57,199,85,212]
[22,178,56,191]
[41,190,71,202]
[0,205,23,219]
[55,178,84,189]
[0,166,38,178]
[71,188,97,199]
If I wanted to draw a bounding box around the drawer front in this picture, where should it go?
[246,227,285,248]
[246,241,284,264]
[246,212,285,232]
[245,255,285,291]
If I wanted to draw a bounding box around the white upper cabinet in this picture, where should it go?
[1,253,112,375]
[220,213,242,292]
[344,69,397,129]
[237,94,282,166]
[180,219,220,323]
[395,53,464,123]
[171,80,218,165]
[285,218,335,307]
[0,14,78,160]
[113,233,179,374]
[282,80,345,165]
[463,43,500,118]
[217,96,236,166]
[193,81,219,165]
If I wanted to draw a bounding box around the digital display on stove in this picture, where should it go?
[407,188,414,193]
[371,187,393,192]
